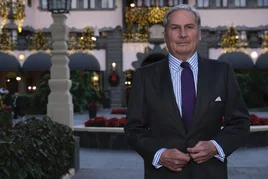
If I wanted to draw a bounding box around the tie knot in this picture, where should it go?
[180,62,190,69]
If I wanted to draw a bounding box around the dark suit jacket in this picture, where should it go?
[124,56,250,179]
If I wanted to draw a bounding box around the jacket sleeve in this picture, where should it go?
[213,63,251,157]
[124,69,166,164]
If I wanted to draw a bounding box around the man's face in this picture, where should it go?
[165,10,200,61]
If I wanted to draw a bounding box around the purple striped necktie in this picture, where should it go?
[181,62,196,130]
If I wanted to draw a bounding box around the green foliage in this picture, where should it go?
[28,71,104,113]
[0,117,74,179]
[29,73,50,114]
[236,71,268,108]
[0,112,12,129]
[70,71,102,112]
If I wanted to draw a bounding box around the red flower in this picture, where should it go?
[84,117,107,127]
[111,109,128,114]
[84,116,127,127]
[250,114,260,125]
[106,117,119,127]
[118,117,126,127]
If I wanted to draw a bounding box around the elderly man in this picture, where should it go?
[124,4,250,179]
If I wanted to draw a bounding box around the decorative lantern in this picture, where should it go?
[13,0,26,33]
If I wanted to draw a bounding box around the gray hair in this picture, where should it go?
[163,4,201,30]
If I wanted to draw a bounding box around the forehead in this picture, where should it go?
[168,10,196,25]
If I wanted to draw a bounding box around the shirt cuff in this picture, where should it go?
[210,140,225,162]
[152,148,167,169]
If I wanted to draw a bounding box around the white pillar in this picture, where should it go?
[47,14,73,128]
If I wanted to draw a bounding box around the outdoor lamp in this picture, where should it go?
[47,0,71,14]
[16,76,21,81]
[112,62,116,71]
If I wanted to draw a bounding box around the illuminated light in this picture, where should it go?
[93,75,99,81]
[18,53,25,61]
[16,76,21,81]
[91,36,97,41]
[250,51,258,60]
[18,26,22,33]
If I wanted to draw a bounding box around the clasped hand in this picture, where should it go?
[159,141,217,172]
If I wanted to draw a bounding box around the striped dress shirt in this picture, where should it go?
[152,52,225,168]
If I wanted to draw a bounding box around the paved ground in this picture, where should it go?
[71,109,268,179]
[13,109,268,179]
[72,146,268,179]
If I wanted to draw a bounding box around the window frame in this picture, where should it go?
[195,0,268,8]
[39,0,117,11]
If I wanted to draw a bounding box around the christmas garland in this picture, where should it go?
[0,1,9,20]
[13,1,26,21]
[220,26,239,53]
[108,71,120,87]
[0,30,14,51]
[31,30,49,50]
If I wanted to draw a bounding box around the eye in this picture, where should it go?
[186,25,195,29]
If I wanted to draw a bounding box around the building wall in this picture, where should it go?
[188,0,268,28]
[24,0,123,29]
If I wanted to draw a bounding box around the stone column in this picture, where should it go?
[47,14,73,128]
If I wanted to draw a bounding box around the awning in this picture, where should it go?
[255,53,268,69]
[218,52,254,69]
[23,52,51,71]
[0,52,21,71]
[69,53,100,71]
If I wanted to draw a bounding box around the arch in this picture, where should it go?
[218,52,254,69]
[23,52,51,71]
[255,53,268,70]
[69,53,100,71]
[0,52,21,71]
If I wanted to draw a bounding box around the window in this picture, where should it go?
[173,0,185,5]
[232,0,246,7]
[101,0,113,8]
[258,0,268,6]
[197,0,209,7]
[28,0,32,7]
[40,0,47,9]
[196,0,247,8]
[41,0,114,10]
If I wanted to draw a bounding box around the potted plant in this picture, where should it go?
[88,101,97,118]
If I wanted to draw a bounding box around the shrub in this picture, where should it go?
[0,111,12,129]
[0,117,74,179]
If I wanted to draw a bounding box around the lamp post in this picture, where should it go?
[47,0,73,127]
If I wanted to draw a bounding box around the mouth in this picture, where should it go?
[177,42,189,46]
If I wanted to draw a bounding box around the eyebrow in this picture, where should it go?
[170,23,196,27]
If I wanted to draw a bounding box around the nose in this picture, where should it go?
[179,28,187,38]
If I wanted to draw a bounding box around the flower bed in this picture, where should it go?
[111,109,128,115]
[250,114,268,125]
[84,117,126,127]
[222,114,268,126]
[75,114,268,149]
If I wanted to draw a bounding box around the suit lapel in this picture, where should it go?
[153,58,186,136]
[187,56,210,137]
